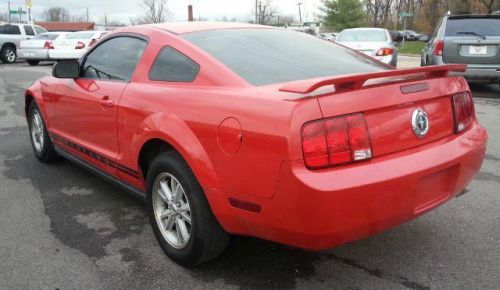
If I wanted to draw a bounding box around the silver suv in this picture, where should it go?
[421,14,500,83]
[0,23,47,63]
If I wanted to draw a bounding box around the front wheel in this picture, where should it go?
[147,152,230,267]
[28,102,59,162]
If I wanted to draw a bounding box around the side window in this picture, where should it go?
[34,26,47,35]
[82,36,147,81]
[24,25,35,36]
[0,25,21,35]
[149,46,200,82]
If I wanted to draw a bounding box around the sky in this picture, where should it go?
[2,0,323,24]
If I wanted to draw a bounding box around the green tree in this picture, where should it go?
[320,0,365,31]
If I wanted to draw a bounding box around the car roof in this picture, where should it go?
[447,14,500,19]
[144,21,269,34]
[341,27,387,32]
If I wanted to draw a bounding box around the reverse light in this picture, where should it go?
[75,41,86,49]
[302,113,372,169]
[434,40,444,56]
[376,47,394,56]
[452,92,474,133]
[43,41,54,49]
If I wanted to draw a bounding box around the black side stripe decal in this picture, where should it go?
[50,133,140,179]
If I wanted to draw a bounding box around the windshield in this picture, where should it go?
[182,29,387,86]
[337,30,388,42]
[446,18,500,37]
[65,32,95,39]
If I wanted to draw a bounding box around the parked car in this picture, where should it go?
[49,31,107,60]
[421,14,500,84]
[319,32,337,42]
[18,32,72,65]
[0,23,48,63]
[25,22,487,267]
[401,30,421,41]
[336,27,398,66]
[389,30,404,43]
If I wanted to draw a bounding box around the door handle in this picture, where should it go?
[99,96,114,108]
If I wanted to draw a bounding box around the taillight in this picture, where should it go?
[376,47,394,56]
[452,92,474,133]
[434,40,444,56]
[302,113,372,169]
[44,41,54,49]
[75,41,86,49]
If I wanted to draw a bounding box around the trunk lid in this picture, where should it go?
[339,41,388,56]
[280,65,467,158]
[443,16,500,65]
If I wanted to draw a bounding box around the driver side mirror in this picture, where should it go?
[52,60,80,78]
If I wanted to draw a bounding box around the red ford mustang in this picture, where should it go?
[25,22,487,266]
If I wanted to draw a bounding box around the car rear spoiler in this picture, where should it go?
[279,64,466,94]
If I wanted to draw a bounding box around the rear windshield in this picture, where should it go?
[34,33,59,40]
[337,29,388,42]
[65,32,95,39]
[446,18,500,37]
[182,29,387,86]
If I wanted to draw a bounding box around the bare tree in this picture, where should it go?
[141,0,169,24]
[44,7,70,22]
[481,0,497,13]
[0,13,8,22]
[256,0,278,25]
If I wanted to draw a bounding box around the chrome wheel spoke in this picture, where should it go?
[176,217,189,243]
[159,181,173,202]
[180,212,191,224]
[164,213,176,231]
[159,209,172,220]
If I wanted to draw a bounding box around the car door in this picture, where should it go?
[48,36,148,176]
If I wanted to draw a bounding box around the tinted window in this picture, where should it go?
[82,36,147,81]
[24,25,35,36]
[183,29,387,86]
[66,32,95,39]
[337,29,388,42]
[446,17,500,36]
[0,24,21,35]
[149,46,200,82]
[34,26,47,34]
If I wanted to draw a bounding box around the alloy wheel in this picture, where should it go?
[152,172,192,249]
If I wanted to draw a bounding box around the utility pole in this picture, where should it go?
[258,1,262,24]
[104,13,108,27]
[255,0,258,24]
[86,8,89,22]
[297,2,303,23]
[8,1,11,23]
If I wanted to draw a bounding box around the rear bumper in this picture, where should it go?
[215,122,487,250]
[451,67,500,81]
[18,49,50,60]
[48,50,86,60]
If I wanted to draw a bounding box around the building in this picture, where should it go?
[35,21,95,32]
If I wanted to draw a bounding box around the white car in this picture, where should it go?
[336,28,398,67]
[49,31,107,60]
[18,32,71,65]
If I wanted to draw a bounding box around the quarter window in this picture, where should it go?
[82,36,147,81]
[149,46,200,82]
[24,25,35,36]
[34,26,48,35]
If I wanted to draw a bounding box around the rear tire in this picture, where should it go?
[0,46,17,63]
[27,60,40,66]
[146,152,230,267]
[28,102,59,163]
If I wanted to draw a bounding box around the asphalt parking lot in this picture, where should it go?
[0,59,499,290]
